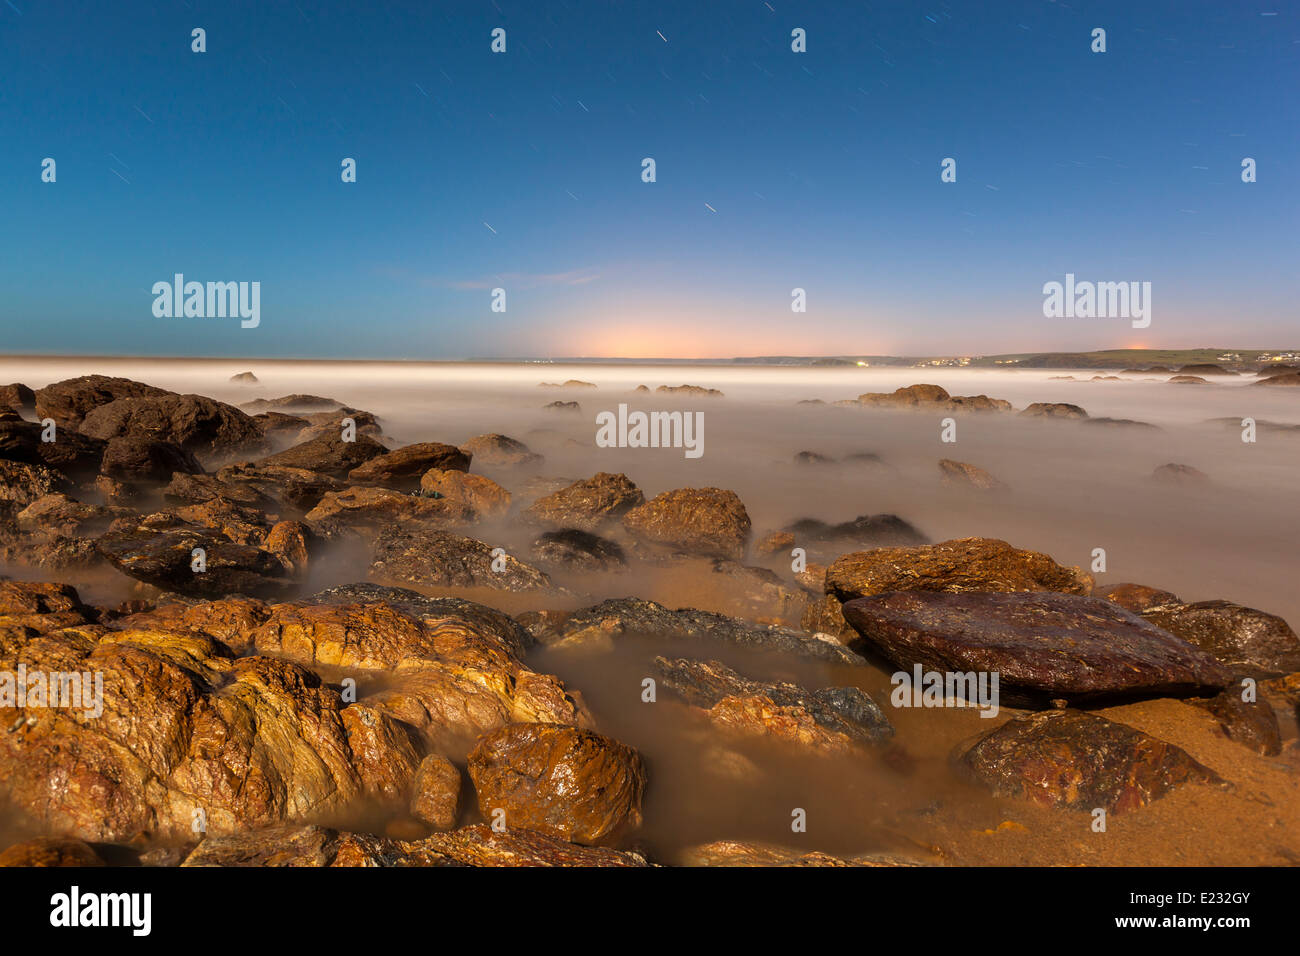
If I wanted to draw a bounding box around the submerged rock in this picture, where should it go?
[842,591,1231,701]
[958,710,1227,813]
[938,459,1006,490]
[459,434,542,468]
[1151,463,1209,485]
[467,723,646,846]
[826,537,1093,602]
[529,528,627,571]
[654,656,892,750]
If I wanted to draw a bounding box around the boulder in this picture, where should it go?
[529,529,627,571]
[409,755,462,830]
[34,375,172,429]
[458,434,542,468]
[100,436,204,483]
[254,434,388,478]
[369,527,555,593]
[348,442,471,490]
[622,487,751,560]
[1018,402,1088,419]
[938,459,1006,490]
[78,394,268,465]
[1096,582,1181,613]
[418,470,511,522]
[1140,600,1300,678]
[467,723,646,845]
[522,472,644,531]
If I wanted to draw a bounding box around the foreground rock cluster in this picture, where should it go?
[0,374,1297,866]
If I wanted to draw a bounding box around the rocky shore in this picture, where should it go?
[0,373,1297,867]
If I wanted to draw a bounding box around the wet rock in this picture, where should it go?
[826,537,1093,602]
[1254,371,1300,387]
[1019,402,1088,419]
[543,400,581,412]
[843,591,1231,701]
[754,530,796,557]
[679,840,926,867]
[240,394,342,413]
[34,375,172,429]
[0,630,423,842]
[17,494,118,538]
[1151,463,1209,485]
[305,486,473,536]
[79,394,268,466]
[214,463,343,511]
[459,434,542,468]
[294,411,385,445]
[369,527,555,593]
[1083,417,1160,430]
[1168,375,1209,385]
[410,754,462,829]
[467,723,646,845]
[522,472,644,532]
[255,434,388,478]
[230,371,258,384]
[97,515,294,597]
[418,470,511,522]
[0,460,73,506]
[958,710,1227,813]
[801,592,857,642]
[250,411,310,444]
[622,487,751,560]
[1189,690,1282,756]
[858,384,950,407]
[0,837,105,867]
[1096,582,1181,613]
[529,596,866,665]
[100,436,204,483]
[655,656,892,750]
[348,442,471,491]
[0,384,36,417]
[1141,600,1300,679]
[529,529,627,571]
[656,384,723,398]
[938,458,1006,490]
[162,472,276,509]
[706,559,806,624]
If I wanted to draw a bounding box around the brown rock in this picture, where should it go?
[410,754,461,829]
[100,436,203,483]
[1019,402,1088,419]
[522,472,644,531]
[369,527,555,593]
[348,442,470,490]
[0,837,105,867]
[418,470,511,521]
[255,434,388,478]
[1151,463,1209,485]
[1141,600,1300,678]
[1096,582,1181,613]
[34,375,172,429]
[79,394,268,466]
[622,487,751,560]
[938,458,1006,490]
[467,723,646,845]
[458,434,542,468]
[825,537,1093,602]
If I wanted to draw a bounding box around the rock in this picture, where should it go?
[369,527,555,593]
[656,384,723,398]
[410,755,462,829]
[17,494,117,538]
[825,537,1093,602]
[858,384,950,407]
[1189,691,1282,756]
[251,411,311,444]
[34,375,172,429]
[305,486,473,536]
[801,592,857,642]
[78,394,268,466]
[654,656,892,750]
[96,515,295,597]
[1141,600,1300,678]
[214,463,343,511]
[679,840,926,867]
[755,530,796,557]
[794,451,834,465]
[543,401,581,412]
[1168,375,1209,384]
[939,458,1006,490]
[1178,363,1236,376]
[529,597,865,665]
[230,371,258,383]
[459,434,542,469]
[467,724,646,845]
[1254,371,1300,387]
[958,710,1227,813]
[1151,463,1209,485]
[529,529,627,571]
[1083,417,1160,430]
[293,411,384,445]
[842,591,1231,702]
[539,380,597,389]
[0,837,105,867]
[1096,582,1181,613]
[522,472,644,531]
[418,470,511,521]
[348,442,471,490]
[0,627,423,842]
[255,434,388,478]
[0,384,36,417]
[100,436,204,483]
[1019,402,1088,419]
[162,472,276,509]
[622,487,751,560]
[705,559,806,624]
[0,460,73,506]
[240,395,343,413]
[786,514,928,560]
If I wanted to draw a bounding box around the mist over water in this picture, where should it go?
[5,357,1294,624]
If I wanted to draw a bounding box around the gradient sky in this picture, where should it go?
[1,0,1297,359]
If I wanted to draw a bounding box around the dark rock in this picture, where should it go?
[214,463,344,511]
[1018,402,1088,419]
[348,442,471,490]
[1189,690,1282,756]
[254,434,388,478]
[0,384,36,417]
[0,460,74,506]
[1151,463,1209,485]
[1141,600,1300,678]
[958,710,1227,813]
[78,394,268,466]
[34,375,172,429]
[842,591,1232,701]
[785,514,929,559]
[101,436,204,483]
[530,529,627,571]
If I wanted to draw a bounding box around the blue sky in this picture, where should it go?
[1,0,1296,358]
